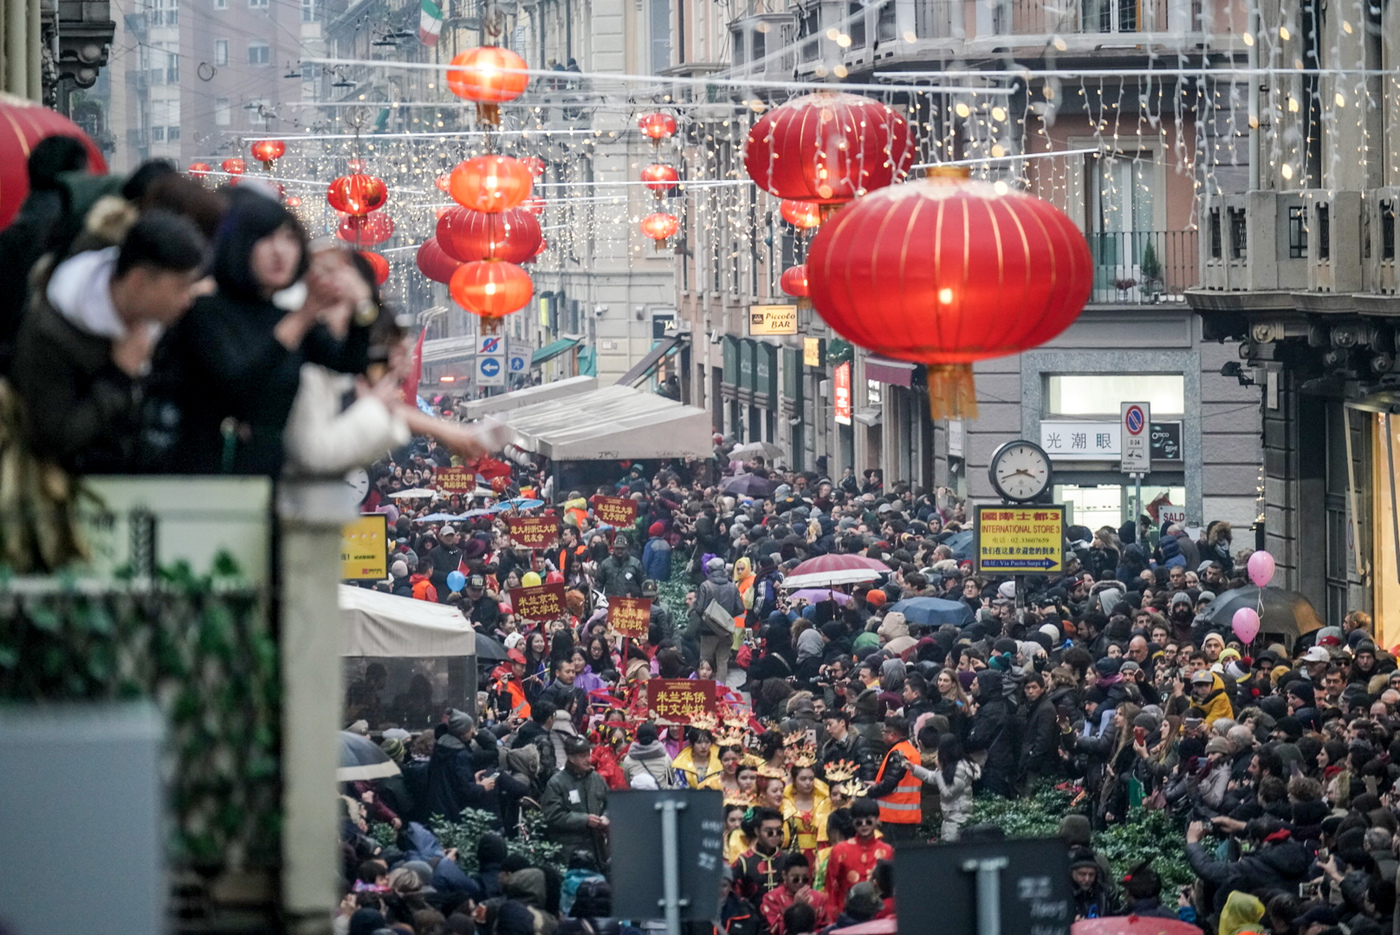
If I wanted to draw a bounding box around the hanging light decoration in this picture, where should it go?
[337,213,396,247]
[436,206,542,264]
[416,237,462,284]
[637,113,677,146]
[641,164,680,197]
[435,172,452,193]
[806,167,1092,420]
[284,195,303,208]
[448,155,533,213]
[250,139,285,172]
[346,157,368,173]
[359,251,390,285]
[744,91,915,205]
[640,212,679,251]
[221,157,247,176]
[780,264,810,309]
[327,173,389,216]
[780,199,823,230]
[188,162,212,178]
[446,46,530,125]
[449,260,533,332]
[520,155,547,178]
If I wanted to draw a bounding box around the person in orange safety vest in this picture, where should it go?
[488,648,533,722]
[866,715,922,843]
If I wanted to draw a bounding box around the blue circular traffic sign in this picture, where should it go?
[480,358,501,377]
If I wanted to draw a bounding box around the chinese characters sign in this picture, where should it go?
[1039,421,1120,460]
[974,505,1065,575]
[649,679,718,725]
[608,597,652,638]
[435,466,476,492]
[508,515,559,550]
[509,583,568,621]
[834,362,852,425]
[341,514,388,580]
[593,496,638,527]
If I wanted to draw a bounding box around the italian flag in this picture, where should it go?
[418,0,444,45]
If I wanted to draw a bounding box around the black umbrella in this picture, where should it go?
[474,631,510,663]
[338,731,401,782]
[719,474,778,498]
[1202,585,1324,644]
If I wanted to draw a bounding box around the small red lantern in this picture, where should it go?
[521,196,546,217]
[285,195,303,208]
[745,91,915,204]
[780,264,809,298]
[359,250,390,285]
[640,212,679,251]
[437,206,542,264]
[346,158,368,173]
[641,163,680,196]
[520,156,547,178]
[449,260,533,332]
[446,47,530,125]
[780,199,823,230]
[806,167,1093,420]
[435,173,452,193]
[638,112,677,144]
[221,157,246,176]
[524,238,547,263]
[188,162,212,178]
[250,139,285,171]
[337,213,396,247]
[448,156,533,213]
[416,237,462,284]
[327,173,388,216]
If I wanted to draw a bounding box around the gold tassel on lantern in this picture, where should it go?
[926,364,978,421]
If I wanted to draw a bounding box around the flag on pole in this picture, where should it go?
[418,0,444,45]
[402,327,426,402]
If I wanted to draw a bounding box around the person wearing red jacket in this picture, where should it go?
[823,798,892,914]
[760,853,830,934]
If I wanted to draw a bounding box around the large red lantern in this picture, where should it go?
[221,157,247,176]
[446,47,530,125]
[437,206,542,264]
[806,167,1093,420]
[328,173,388,216]
[359,251,390,285]
[188,162,212,178]
[641,164,680,196]
[780,199,823,230]
[640,212,679,251]
[745,92,915,205]
[337,213,396,247]
[780,264,809,298]
[448,156,533,213]
[638,112,677,144]
[250,139,285,170]
[416,237,461,284]
[449,260,534,331]
[0,97,108,229]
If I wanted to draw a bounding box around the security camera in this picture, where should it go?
[593,304,608,318]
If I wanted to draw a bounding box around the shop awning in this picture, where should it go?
[616,334,686,387]
[460,375,598,420]
[503,384,713,460]
[865,355,917,387]
[854,407,882,427]
[421,335,477,365]
[532,338,580,367]
[339,585,476,657]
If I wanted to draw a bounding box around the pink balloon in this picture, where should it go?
[1232,607,1261,644]
[1247,550,1276,588]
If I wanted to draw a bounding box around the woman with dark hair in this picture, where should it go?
[906,734,980,841]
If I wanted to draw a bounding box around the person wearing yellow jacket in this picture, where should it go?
[1189,670,1234,726]
[672,729,722,788]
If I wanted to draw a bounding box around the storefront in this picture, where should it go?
[863,355,933,491]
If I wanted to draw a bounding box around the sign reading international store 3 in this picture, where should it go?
[507,514,559,550]
[593,496,638,526]
[608,597,652,638]
[974,504,1066,574]
[509,583,568,621]
[1040,420,1183,461]
[748,304,798,336]
[341,514,388,580]
[648,678,718,724]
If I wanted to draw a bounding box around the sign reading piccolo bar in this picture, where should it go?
[609,596,652,638]
[508,514,559,550]
[593,496,638,526]
[647,678,718,725]
[748,304,798,336]
[973,504,1066,575]
[435,466,476,492]
[509,583,568,621]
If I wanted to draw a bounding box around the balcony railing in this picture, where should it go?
[1087,229,1198,304]
[990,0,1196,37]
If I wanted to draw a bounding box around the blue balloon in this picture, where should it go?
[447,570,467,593]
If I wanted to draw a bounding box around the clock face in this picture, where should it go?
[345,468,370,500]
[990,441,1052,502]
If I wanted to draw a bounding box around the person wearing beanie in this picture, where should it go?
[642,520,672,583]
[1119,862,1176,919]
[426,709,500,821]
[1190,670,1234,726]
[865,589,887,609]
[1069,847,1120,919]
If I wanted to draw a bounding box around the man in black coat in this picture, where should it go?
[820,709,875,781]
[1019,671,1059,790]
[426,710,498,821]
[427,526,465,602]
[966,670,1019,798]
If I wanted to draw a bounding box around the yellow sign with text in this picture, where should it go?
[748,304,798,336]
[974,505,1065,576]
[803,337,823,367]
[341,514,388,581]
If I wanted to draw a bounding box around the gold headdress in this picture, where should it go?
[758,763,788,780]
[789,742,818,769]
[689,711,719,734]
[824,759,859,784]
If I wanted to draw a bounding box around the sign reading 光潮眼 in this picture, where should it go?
[748,304,798,336]
[974,504,1066,575]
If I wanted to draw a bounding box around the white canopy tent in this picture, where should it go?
[460,375,599,420]
[502,384,713,460]
[339,585,476,658]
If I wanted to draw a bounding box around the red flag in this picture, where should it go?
[401,328,426,403]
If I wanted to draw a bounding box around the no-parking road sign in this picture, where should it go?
[1121,402,1151,473]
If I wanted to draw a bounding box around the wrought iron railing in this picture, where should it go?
[1086,229,1198,304]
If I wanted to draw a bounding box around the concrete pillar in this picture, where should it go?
[5,0,28,97]
[26,0,39,101]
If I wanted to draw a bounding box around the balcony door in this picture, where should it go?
[1089,152,1159,300]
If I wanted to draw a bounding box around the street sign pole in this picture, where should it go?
[963,857,1009,935]
[656,799,688,935]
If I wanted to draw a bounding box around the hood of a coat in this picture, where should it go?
[46,246,134,340]
[878,612,909,641]
[1219,891,1265,935]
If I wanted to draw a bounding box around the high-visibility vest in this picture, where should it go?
[493,677,531,720]
[875,740,922,825]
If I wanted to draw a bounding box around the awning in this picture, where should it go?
[853,407,882,427]
[421,335,476,365]
[339,585,476,657]
[865,355,917,387]
[503,384,713,460]
[460,375,598,420]
[532,337,580,367]
[616,334,686,386]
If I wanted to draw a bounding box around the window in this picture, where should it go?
[731,29,746,64]
[649,0,670,73]
[152,126,165,141]
[848,3,866,46]
[250,0,267,7]
[215,97,230,125]
[1383,200,1396,261]
[214,39,228,65]
[248,41,270,64]
[801,7,819,61]
[1288,205,1307,259]
[1228,206,1247,260]
[167,125,180,141]
[215,0,226,8]
[1209,206,1222,259]
[301,0,315,20]
[1318,203,1330,259]
[165,51,179,83]
[1046,374,1185,415]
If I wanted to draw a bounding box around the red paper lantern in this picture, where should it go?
[285,195,303,208]
[437,206,542,264]
[359,251,390,285]
[640,212,679,250]
[641,163,680,194]
[520,155,547,178]
[448,156,533,213]
[745,91,915,204]
[449,260,534,331]
[346,158,367,173]
[221,157,247,176]
[250,139,285,169]
[327,173,388,216]
[521,196,547,216]
[337,213,396,246]
[780,199,823,229]
[0,97,107,229]
[446,47,530,125]
[524,238,547,263]
[188,162,212,178]
[780,264,809,297]
[416,237,462,284]
[435,173,452,193]
[638,112,677,143]
[806,167,1093,419]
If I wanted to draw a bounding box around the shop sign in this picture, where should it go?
[1150,421,1182,460]
[341,514,387,580]
[803,338,823,367]
[748,304,798,336]
[834,362,852,425]
[1040,421,1120,460]
[974,505,1066,574]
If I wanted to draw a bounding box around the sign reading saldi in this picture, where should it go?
[748,304,798,336]
[593,496,638,526]
[609,597,653,638]
[648,679,718,724]
[508,515,560,550]
[509,583,568,621]
[974,504,1066,575]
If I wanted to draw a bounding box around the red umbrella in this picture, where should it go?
[1073,916,1202,935]
[783,554,890,589]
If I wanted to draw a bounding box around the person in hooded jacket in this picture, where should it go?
[1184,817,1310,911]
[965,670,1019,797]
[425,710,499,822]
[692,557,744,683]
[621,721,676,788]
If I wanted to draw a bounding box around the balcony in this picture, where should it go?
[1087,229,1198,304]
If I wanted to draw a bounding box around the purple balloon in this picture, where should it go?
[1232,607,1260,644]
[1246,550,1276,589]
